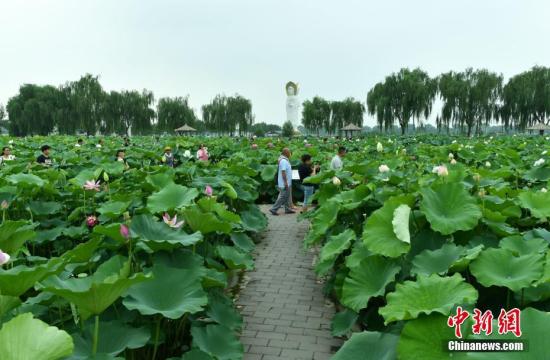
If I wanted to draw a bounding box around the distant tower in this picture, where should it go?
[285,81,300,128]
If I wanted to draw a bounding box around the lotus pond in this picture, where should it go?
[0,134,549,359]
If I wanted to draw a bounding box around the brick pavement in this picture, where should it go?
[237,206,342,360]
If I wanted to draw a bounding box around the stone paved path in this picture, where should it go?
[237,206,341,360]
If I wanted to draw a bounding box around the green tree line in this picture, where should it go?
[302,97,365,135]
[4,74,254,136]
[366,66,549,136]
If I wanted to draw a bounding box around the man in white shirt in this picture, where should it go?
[270,148,295,215]
[330,146,346,171]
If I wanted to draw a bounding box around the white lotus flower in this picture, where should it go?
[8,140,13,144]
[432,166,440,174]
[0,250,10,266]
[452,140,457,144]
[534,158,545,167]
[437,165,449,177]
[450,159,457,165]
[541,188,547,193]
[376,142,383,152]
[485,161,491,168]
[546,137,549,140]
[387,139,393,144]
[183,150,192,158]
[448,153,454,160]
[542,150,547,155]
[332,176,341,186]
[378,164,390,173]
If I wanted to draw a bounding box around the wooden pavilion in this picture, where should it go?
[526,122,550,136]
[340,123,362,138]
[174,124,197,136]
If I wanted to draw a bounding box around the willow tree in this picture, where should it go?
[302,96,330,135]
[105,90,155,135]
[500,66,550,130]
[202,94,253,135]
[439,68,502,136]
[367,68,436,135]
[157,96,197,133]
[7,84,61,136]
[66,74,106,135]
[330,97,365,133]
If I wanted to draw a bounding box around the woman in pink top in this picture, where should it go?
[197,144,209,161]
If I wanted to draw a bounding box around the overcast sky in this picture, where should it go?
[0,0,548,126]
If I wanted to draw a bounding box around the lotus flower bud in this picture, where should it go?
[332,177,341,186]
[378,164,390,173]
[478,189,486,198]
[534,158,545,167]
[450,159,457,165]
[103,172,110,182]
[541,188,548,193]
[473,173,481,182]
[437,165,449,177]
[251,144,258,149]
[86,215,98,228]
[448,153,454,160]
[376,142,383,152]
[485,161,491,168]
[0,249,10,266]
[120,224,129,239]
[1,200,8,210]
[205,185,213,197]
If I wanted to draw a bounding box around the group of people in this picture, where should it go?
[0,139,210,169]
[270,146,346,215]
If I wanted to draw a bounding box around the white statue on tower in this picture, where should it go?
[285,81,300,128]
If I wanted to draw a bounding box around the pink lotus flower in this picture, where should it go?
[437,165,449,177]
[251,144,258,149]
[305,143,312,148]
[120,224,129,239]
[205,185,213,197]
[0,249,10,266]
[163,213,184,228]
[267,143,274,148]
[86,215,98,228]
[84,180,101,191]
[1,200,8,210]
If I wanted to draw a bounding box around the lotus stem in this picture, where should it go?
[92,315,100,355]
[506,289,511,309]
[152,316,161,360]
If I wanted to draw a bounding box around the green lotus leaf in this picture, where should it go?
[206,292,242,331]
[362,195,414,257]
[239,205,267,232]
[523,166,550,181]
[412,243,465,276]
[7,173,46,187]
[145,172,174,190]
[392,204,411,244]
[202,268,228,288]
[216,245,254,270]
[448,245,484,272]
[379,273,478,324]
[123,263,207,319]
[0,313,73,360]
[470,248,544,292]
[482,208,518,236]
[197,197,240,224]
[397,314,460,360]
[331,331,399,360]
[341,256,400,312]
[331,308,358,337]
[70,320,150,359]
[230,232,255,252]
[500,235,548,256]
[61,237,103,263]
[466,307,550,360]
[147,183,198,213]
[518,190,550,220]
[182,349,214,360]
[315,229,355,276]
[260,165,277,182]
[28,200,62,215]
[0,257,65,296]
[0,220,36,255]
[304,199,341,246]
[183,206,232,234]
[420,182,482,235]
[220,181,238,200]
[0,295,21,317]
[130,214,203,249]
[42,256,149,319]
[97,201,130,217]
[191,324,243,360]
[536,250,550,285]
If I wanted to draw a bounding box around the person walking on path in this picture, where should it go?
[298,153,319,212]
[330,146,346,171]
[270,148,295,215]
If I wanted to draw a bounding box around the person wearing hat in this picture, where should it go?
[161,146,175,167]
